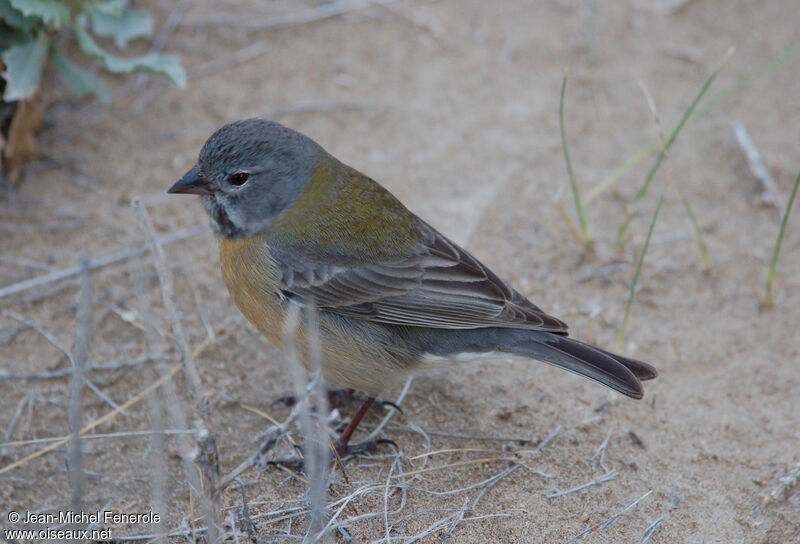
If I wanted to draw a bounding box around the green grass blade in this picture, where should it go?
[586,37,799,207]
[678,185,711,270]
[698,36,800,118]
[614,47,734,249]
[584,140,659,204]
[765,167,800,307]
[559,68,592,250]
[617,189,666,352]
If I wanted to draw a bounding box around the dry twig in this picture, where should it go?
[639,516,665,543]
[0,363,182,476]
[766,459,800,503]
[0,224,205,300]
[546,471,618,499]
[190,41,270,78]
[562,490,653,544]
[185,0,403,30]
[133,199,221,541]
[732,121,782,215]
[68,258,91,517]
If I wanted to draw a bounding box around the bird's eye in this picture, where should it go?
[228,172,249,186]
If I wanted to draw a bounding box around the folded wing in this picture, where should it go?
[272,223,569,333]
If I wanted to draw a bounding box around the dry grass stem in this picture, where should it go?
[146,385,168,544]
[0,393,30,458]
[1,310,121,412]
[546,470,618,499]
[0,224,206,300]
[133,199,203,399]
[617,80,676,350]
[638,80,711,269]
[732,121,782,214]
[0,354,161,380]
[767,459,800,503]
[191,41,270,78]
[409,448,498,460]
[386,425,535,444]
[615,47,734,248]
[301,306,333,542]
[133,198,221,541]
[0,429,193,450]
[591,431,612,472]
[554,202,588,248]
[561,490,653,544]
[366,377,413,440]
[392,457,517,479]
[639,516,665,543]
[68,258,91,520]
[185,0,404,30]
[0,364,182,476]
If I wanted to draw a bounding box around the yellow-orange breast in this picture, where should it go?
[217,234,416,394]
[218,235,287,349]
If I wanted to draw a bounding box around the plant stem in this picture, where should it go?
[765,167,800,307]
[559,68,592,250]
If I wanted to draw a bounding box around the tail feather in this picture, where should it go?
[588,344,658,381]
[515,333,649,399]
[408,327,657,399]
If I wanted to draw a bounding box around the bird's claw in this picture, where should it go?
[267,438,397,473]
[334,438,398,457]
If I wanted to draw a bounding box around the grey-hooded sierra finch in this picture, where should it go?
[168,119,657,456]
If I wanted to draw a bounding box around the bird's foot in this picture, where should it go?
[265,395,399,473]
[334,437,398,458]
[267,438,397,473]
[267,456,304,472]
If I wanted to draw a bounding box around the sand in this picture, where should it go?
[2,1,799,542]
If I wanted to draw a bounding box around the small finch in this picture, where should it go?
[168,119,657,456]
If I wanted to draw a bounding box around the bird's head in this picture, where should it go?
[168,119,323,238]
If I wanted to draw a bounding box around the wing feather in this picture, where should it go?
[272,224,568,333]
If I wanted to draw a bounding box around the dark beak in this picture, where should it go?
[168,165,213,195]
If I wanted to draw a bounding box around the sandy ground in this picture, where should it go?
[2,1,799,542]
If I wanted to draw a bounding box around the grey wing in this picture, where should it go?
[273,225,568,333]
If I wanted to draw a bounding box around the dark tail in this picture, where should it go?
[411,327,658,399]
[508,332,657,399]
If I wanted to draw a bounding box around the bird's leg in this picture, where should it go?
[334,396,374,449]
[333,397,396,456]
[268,396,396,471]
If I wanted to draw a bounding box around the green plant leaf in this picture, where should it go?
[8,0,69,28]
[1,33,49,101]
[0,27,32,52]
[91,7,153,48]
[75,26,186,87]
[87,0,126,16]
[0,0,38,32]
[51,46,110,102]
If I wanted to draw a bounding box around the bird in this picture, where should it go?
[168,119,657,457]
